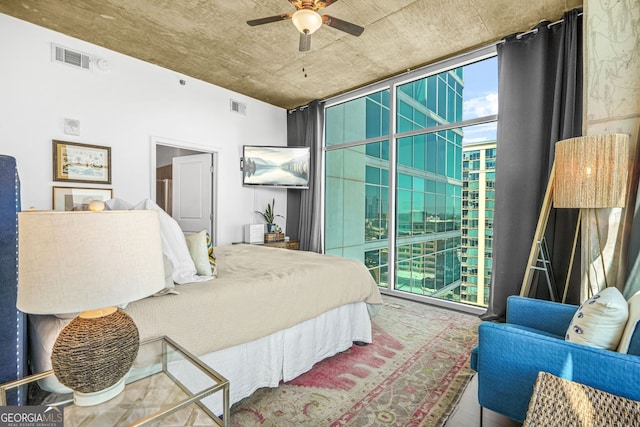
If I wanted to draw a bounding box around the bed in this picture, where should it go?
[0,156,27,405]
[27,209,383,411]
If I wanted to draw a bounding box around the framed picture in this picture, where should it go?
[53,140,111,184]
[52,187,113,211]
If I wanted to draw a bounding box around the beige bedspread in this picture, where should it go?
[124,244,382,356]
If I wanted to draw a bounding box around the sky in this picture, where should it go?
[460,56,498,144]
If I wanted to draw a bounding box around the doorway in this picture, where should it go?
[152,138,218,243]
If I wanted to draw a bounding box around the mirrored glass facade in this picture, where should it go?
[325,54,497,307]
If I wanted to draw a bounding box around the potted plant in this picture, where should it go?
[256,198,284,233]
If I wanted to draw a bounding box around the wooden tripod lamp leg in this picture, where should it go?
[520,163,556,297]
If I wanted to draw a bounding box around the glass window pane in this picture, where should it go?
[437,78,447,118]
[325,90,390,147]
[462,57,498,121]
[366,166,379,184]
[325,54,497,308]
[426,133,437,173]
[398,138,412,166]
[398,174,412,189]
[414,134,425,170]
[366,141,380,158]
[395,56,498,133]
[437,136,446,174]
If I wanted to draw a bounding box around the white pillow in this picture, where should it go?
[617,291,640,353]
[565,287,629,350]
[186,230,212,277]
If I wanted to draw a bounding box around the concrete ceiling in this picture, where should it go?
[0,0,582,109]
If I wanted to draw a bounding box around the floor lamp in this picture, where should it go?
[553,133,630,298]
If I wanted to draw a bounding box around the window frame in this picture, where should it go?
[322,44,497,315]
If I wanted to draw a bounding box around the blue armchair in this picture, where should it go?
[470,296,640,423]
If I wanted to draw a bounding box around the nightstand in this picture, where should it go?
[262,240,300,250]
[1,336,229,427]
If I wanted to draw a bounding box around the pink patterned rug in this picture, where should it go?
[229,296,480,426]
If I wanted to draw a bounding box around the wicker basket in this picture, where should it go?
[264,232,284,242]
[523,372,640,427]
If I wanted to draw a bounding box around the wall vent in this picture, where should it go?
[52,43,90,70]
[230,99,247,115]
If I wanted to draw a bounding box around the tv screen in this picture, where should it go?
[242,145,310,189]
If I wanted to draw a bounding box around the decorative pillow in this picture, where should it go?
[565,287,629,350]
[617,291,640,353]
[206,231,218,277]
[186,229,213,277]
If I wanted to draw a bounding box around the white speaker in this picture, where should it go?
[244,224,264,244]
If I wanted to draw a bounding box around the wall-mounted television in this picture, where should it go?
[242,145,310,189]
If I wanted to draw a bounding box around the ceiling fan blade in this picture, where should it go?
[316,0,338,8]
[288,0,303,8]
[299,33,311,52]
[247,13,292,26]
[322,15,364,36]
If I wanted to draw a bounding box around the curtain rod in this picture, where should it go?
[290,9,583,112]
[499,10,583,43]
[288,106,307,114]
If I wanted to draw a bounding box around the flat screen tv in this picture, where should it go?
[242,145,310,189]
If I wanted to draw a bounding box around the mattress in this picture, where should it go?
[126,243,382,356]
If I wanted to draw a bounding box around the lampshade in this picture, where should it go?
[17,210,165,314]
[554,134,630,208]
[17,209,166,405]
[292,9,323,34]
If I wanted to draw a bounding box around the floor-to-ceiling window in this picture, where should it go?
[324,46,498,311]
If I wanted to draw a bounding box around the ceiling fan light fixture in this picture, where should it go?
[292,9,322,34]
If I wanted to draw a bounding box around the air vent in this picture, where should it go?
[52,43,90,70]
[230,99,247,115]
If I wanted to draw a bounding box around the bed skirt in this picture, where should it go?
[29,301,372,411]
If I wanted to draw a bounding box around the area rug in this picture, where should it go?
[230,295,480,426]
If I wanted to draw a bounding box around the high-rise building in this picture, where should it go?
[324,55,498,309]
[460,141,496,307]
[325,69,464,302]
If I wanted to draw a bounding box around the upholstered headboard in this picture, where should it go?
[0,155,27,404]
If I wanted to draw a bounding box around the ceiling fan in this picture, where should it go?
[247,0,364,52]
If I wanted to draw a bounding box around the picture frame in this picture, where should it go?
[52,187,113,211]
[53,140,111,184]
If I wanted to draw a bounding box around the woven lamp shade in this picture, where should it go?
[17,210,165,405]
[554,134,630,208]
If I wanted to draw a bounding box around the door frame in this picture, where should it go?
[150,136,220,245]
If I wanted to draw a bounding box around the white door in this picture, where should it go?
[172,153,212,235]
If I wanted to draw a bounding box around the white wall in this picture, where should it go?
[0,13,288,245]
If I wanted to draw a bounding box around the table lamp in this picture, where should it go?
[554,133,630,290]
[17,207,165,406]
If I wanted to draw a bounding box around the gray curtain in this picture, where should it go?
[286,100,324,252]
[482,9,583,321]
[623,131,640,298]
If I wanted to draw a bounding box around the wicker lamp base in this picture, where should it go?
[51,308,140,406]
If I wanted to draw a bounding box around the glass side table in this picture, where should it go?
[1,336,229,426]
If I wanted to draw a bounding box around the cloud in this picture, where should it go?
[464,136,491,143]
[463,93,498,118]
[462,122,497,145]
